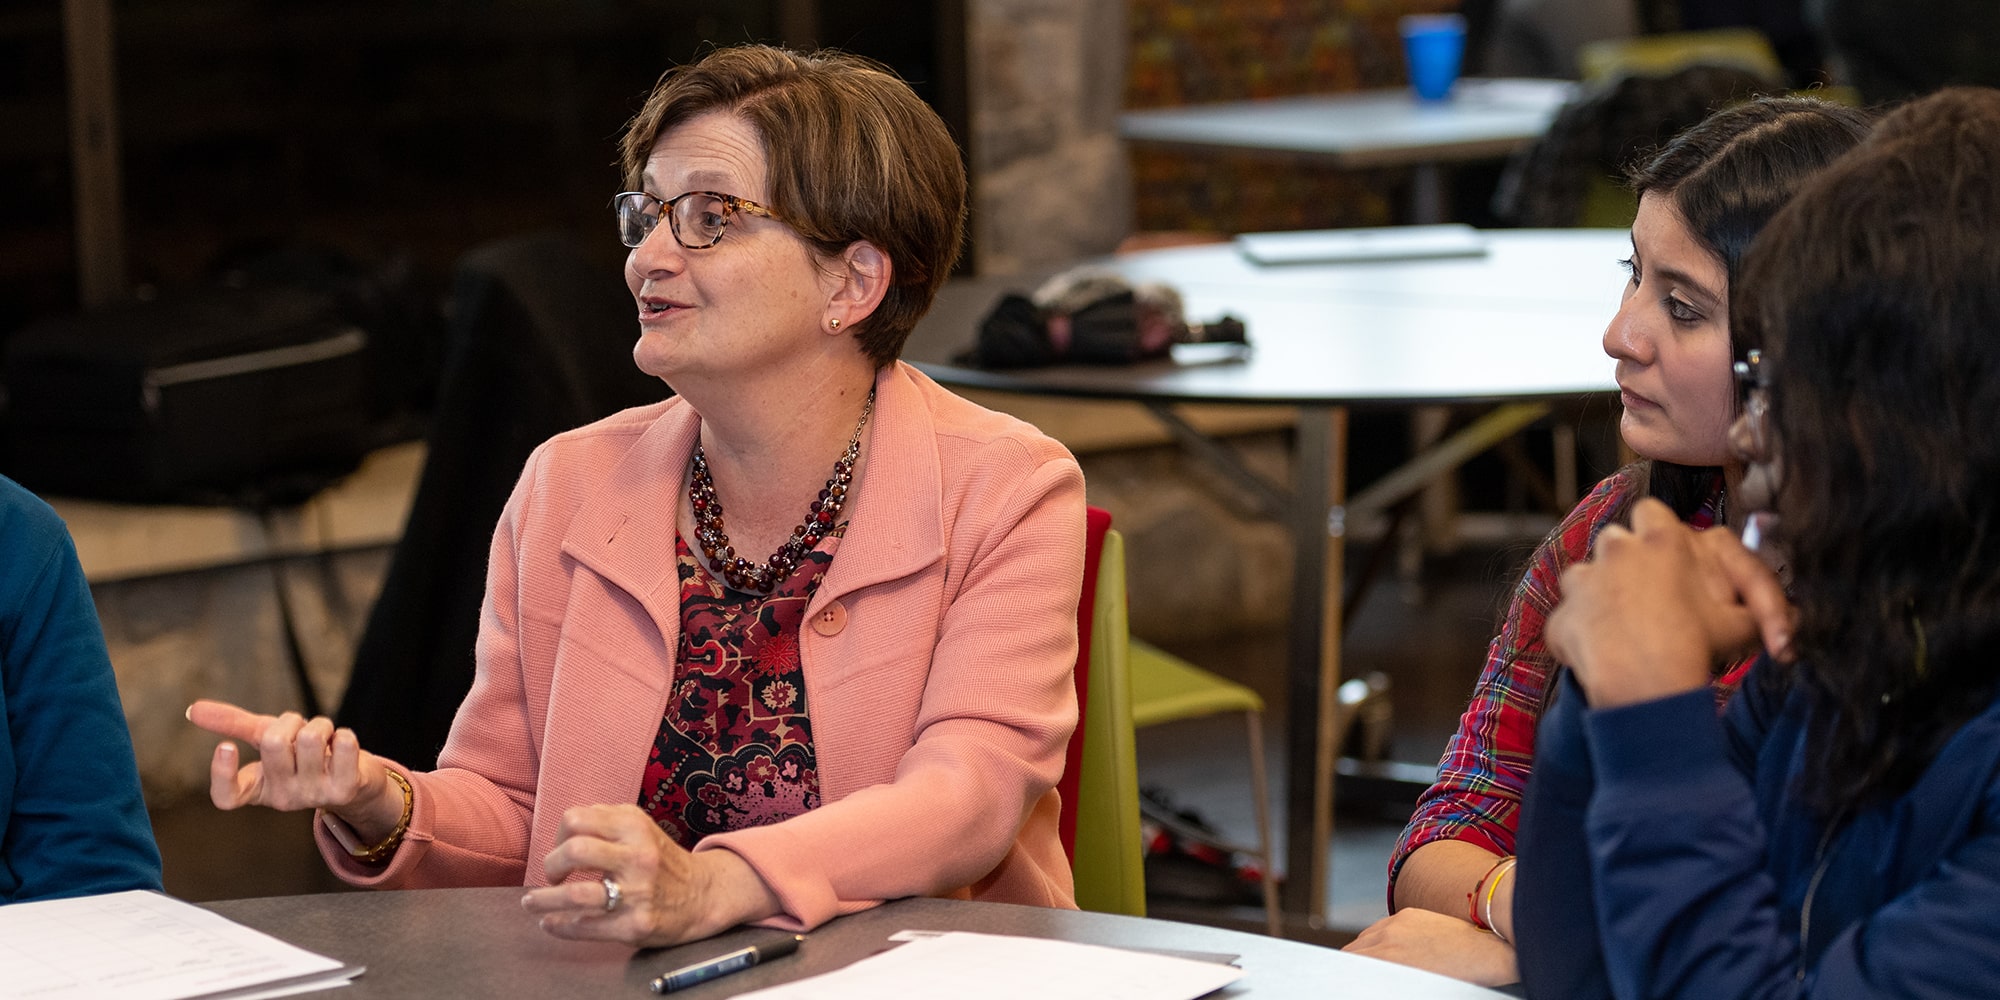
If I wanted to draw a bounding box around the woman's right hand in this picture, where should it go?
[1548,498,1793,709]
[185,699,405,843]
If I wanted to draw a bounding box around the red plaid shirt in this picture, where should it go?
[1388,467,1751,901]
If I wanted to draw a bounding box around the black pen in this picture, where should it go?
[650,934,804,993]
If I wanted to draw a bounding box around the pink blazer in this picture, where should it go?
[317,363,1085,928]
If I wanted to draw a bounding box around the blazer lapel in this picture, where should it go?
[555,365,946,637]
[559,400,700,645]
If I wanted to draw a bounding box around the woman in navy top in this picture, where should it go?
[0,475,161,902]
[1518,86,2000,998]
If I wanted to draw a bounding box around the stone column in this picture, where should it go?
[965,0,1132,276]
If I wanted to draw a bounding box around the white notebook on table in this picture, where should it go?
[0,890,362,1000]
[1235,224,1489,265]
[734,930,1242,1000]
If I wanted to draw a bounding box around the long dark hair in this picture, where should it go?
[1736,87,2000,816]
[1617,96,1873,520]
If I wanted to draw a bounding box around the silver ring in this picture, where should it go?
[601,876,622,913]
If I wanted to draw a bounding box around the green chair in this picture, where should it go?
[1070,528,1146,917]
[1577,28,1785,84]
[1129,639,1283,936]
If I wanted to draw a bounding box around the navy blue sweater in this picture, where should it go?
[1519,663,2000,998]
[0,475,161,902]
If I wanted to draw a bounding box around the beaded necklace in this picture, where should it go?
[687,389,873,594]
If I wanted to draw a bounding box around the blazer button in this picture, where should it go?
[812,601,847,636]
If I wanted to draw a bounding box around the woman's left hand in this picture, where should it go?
[1343,908,1519,987]
[1548,498,1794,709]
[520,804,781,947]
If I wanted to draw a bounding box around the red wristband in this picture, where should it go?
[1468,855,1513,930]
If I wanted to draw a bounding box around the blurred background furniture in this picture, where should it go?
[51,444,420,809]
[906,228,1627,924]
[1129,637,1281,935]
[1065,514,1148,918]
[1577,26,1784,83]
[1492,62,1781,230]
[1064,503,1291,934]
[1803,0,2000,103]
[336,234,663,767]
[1120,77,1575,226]
[1118,76,1581,607]
[1479,0,1640,79]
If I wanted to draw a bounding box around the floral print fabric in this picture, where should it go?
[638,531,837,848]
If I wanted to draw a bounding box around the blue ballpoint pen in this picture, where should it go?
[650,934,804,993]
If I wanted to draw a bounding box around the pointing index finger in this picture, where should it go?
[187,699,273,744]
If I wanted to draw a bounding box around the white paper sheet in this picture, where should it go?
[0,890,361,1000]
[734,931,1243,1000]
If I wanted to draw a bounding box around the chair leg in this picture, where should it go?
[1245,709,1283,938]
[1553,421,1579,507]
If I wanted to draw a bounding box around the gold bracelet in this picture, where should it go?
[346,769,414,865]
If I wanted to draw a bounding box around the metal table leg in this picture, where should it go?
[1281,406,1345,921]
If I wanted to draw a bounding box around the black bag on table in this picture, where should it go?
[3,285,376,505]
[956,269,1247,370]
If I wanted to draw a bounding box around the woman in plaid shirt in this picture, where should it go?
[1344,95,1871,986]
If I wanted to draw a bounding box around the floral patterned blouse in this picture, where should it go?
[637,531,839,848]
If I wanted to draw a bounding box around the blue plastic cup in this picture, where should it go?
[1400,14,1467,102]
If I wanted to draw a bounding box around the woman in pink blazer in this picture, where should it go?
[190,44,1085,947]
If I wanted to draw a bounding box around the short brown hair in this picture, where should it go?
[620,45,967,365]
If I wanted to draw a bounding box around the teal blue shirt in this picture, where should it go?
[0,475,161,902]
